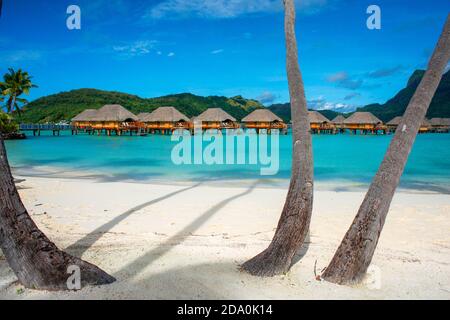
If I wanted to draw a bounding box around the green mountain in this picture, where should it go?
[267,103,341,122]
[16,89,264,123]
[356,69,450,122]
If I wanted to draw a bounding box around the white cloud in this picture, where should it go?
[326,71,363,89]
[113,40,157,58]
[327,71,348,82]
[211,49,224,54]
[146,0,330,20]
[168,52,175,57]
[257,91,278,105]
[307,95,357,112]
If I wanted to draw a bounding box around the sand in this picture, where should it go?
[0,175,449,300]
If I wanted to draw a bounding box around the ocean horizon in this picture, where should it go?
[5,131,450,193]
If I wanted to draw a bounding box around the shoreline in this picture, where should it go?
[10,164,450,195]
[0,175,449,299]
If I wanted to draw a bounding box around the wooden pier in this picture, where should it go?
[19,124,72,136]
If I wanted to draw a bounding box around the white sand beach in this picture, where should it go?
[0,175,449,300]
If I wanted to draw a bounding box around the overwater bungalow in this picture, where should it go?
[308,111,335,134]
[430,118,450,133]
[192,108,239,131]
[332,115,346,133]
[140,107,190,134]
[89,104,140,135]
[241,109,287,133]
[386,116,431,134]
[71,109,98,132]
[343,112,386,134]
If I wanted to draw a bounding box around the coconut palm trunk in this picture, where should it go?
[0,138,115,290]
[322,15,450,285]
[241,0,313,277]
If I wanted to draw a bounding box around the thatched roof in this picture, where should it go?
[332,115,346,124]
[422,118,431,126]
[137,112,151,121]
[344,112,382,124]
[308,111,330,123]
[194,108,236,122]
[141,107,189,122]
[430,118,450,126]
[388,116,432,127]
[386,116,402,126]
[72,109,98,121]
[242,109,283,122]
[91,105,138,122]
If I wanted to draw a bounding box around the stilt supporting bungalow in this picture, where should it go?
[332,115,346,133]
[343,112,386,134]
[308,111,335,134]
[430,118,450,133]
[191,108,239,133]
[241,109,287,134]
[72,104,139,136]
[386,116,432,134]
[71,109,99,135]
[139,107,190,135]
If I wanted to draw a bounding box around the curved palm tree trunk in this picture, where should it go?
[322,15,450,285]
[0,138,115,290]
[241,0,313,277]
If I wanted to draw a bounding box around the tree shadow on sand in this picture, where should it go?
[65,182,204,257]
[114,181,259,279]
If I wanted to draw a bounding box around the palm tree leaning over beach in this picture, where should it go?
[0,68,37,114]
[0,137,116,290]
[0,68,116,290]
[322,15,450,285]
[241,0,314,277]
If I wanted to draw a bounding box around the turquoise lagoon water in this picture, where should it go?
[4,131,450,192]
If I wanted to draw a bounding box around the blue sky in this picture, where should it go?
[0,0,448,112]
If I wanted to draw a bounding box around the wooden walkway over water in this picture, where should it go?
[19,124,72,136]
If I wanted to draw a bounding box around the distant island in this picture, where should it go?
[16,69,450,124]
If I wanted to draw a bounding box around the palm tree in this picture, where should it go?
[0,137,116,290]
[322,15,450,285]
[241,0,314,277]
[0,68,37,114]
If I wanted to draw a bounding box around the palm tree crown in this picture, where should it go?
[0,68,37,114]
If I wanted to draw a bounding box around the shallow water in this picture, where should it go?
[5,131,450,193]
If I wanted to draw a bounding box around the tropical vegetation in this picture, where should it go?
[0,68,37,114]
[0,111,19,134]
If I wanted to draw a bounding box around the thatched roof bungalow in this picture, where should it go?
[141,107,190,131]
[88,104,139,131]
[332,115,346,129]
[387,116,431,133]
[344,112,385,133]
[72,109,98,128]
[192,108,239,130]
[430,118,450,132]
[241,109,286,131]
[308,111,334,133]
